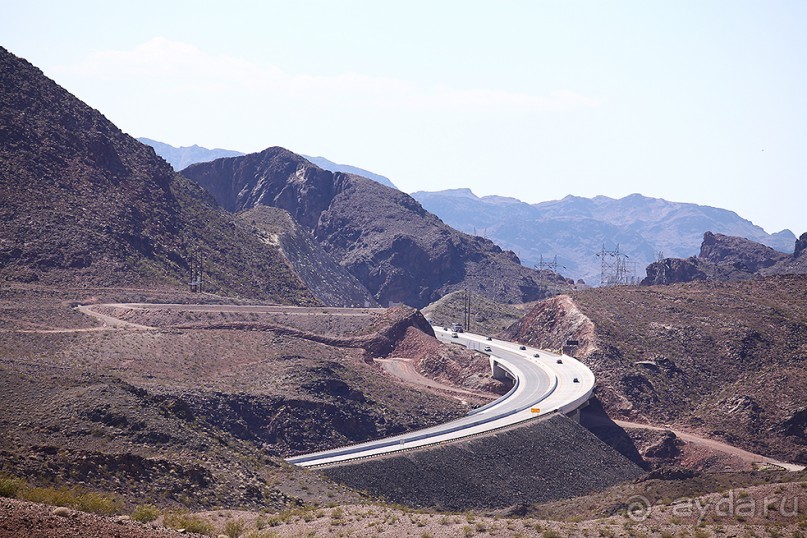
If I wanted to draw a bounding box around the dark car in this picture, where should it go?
[519,345,526,350]
[556,358,563,364]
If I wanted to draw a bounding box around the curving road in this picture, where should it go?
[286,328,595,467]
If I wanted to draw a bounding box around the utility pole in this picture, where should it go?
[463,289,471,333]
[189,249,203,293]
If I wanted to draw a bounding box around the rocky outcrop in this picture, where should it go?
[182,148,570,307]
[502,295,597,357]
[641,257,709,286]
[763,231,807,276]
[699,231,789,272]
[795,232,807,258]
[641,231,792,285]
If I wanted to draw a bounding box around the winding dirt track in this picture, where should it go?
[614,420,806,472]
[75,305,154,330]
[375,357,497,405]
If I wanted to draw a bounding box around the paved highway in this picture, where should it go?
[287,329,595,467]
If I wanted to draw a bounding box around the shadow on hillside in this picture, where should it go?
[580,398,649,470]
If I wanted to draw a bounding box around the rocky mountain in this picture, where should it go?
[181,149,571,308]
[301,155,397,189]
[238,206,378,307]
[136,137,245,171]
[642,231,804,285]
[411,189,797,285]
[503,275,807,464]
[0,46,316,304]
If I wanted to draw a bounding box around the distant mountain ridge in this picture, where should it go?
[138,138,397,189]
[411,189,797,285]
[301,155,397,189]
[137,137,245,171]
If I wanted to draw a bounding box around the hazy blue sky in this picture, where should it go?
[3,1,806,235]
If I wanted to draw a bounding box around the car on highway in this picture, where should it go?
[486,336,492,341]
[451,332,458,338]
[519,345,526,350]
[533,353,540,358]
[556,358,563,364]
[484,346,492,352]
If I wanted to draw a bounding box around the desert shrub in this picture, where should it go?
[163,510,214,535]
[131,503,160,523]
[224,518,246,538]
[18,485,120,515]
[18,486,75,507]
[0,476,24,498]
[75,491,119,515]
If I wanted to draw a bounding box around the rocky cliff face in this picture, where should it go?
[762,231,807,277]
[795,232,807,258]
[0,47,317,304]
[699,231,789,272]
[641,232,800,285]
[182,148,570,307]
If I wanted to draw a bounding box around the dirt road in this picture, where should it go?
[614,419,805,472]
[376,356,497,406]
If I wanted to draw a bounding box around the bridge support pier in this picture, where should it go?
[489,358,511,381]
[565,399,589,423]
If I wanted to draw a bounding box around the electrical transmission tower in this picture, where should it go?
[534,254,567,292]
[535,254,560,274]
[596,244,635,286]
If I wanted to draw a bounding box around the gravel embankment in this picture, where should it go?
[323,413,645,510]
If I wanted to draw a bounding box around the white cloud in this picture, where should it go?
[60,37,603,112]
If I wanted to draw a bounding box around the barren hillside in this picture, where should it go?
[0,287,467,511]
[505,275,807,464]
[0,46,314,304]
